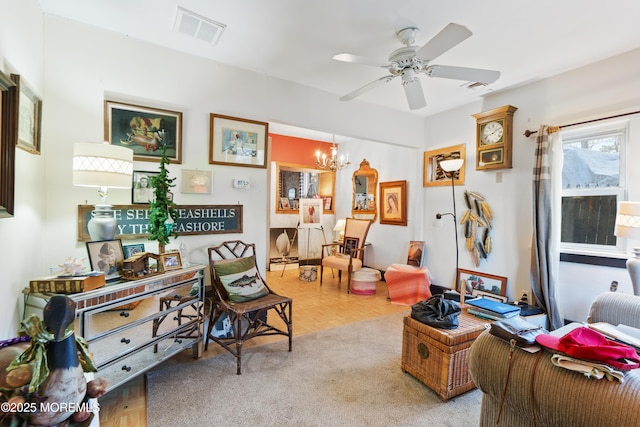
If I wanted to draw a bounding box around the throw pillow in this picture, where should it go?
[212,256,269,302]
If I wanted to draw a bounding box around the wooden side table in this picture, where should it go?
[401,312,489,400]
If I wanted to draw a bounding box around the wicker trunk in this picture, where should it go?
[401,313,488,401]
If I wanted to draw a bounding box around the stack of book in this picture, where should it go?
[467,297,521,320]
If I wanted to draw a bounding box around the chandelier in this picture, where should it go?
[316,138,350,171]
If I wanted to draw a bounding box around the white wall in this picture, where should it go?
[0,0,45,339]
[423,49,640,322]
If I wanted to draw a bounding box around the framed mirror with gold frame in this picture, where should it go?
[352,159,378,221]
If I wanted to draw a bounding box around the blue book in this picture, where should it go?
[467,297,521,315]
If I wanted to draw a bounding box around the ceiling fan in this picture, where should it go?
[333,23,501,110]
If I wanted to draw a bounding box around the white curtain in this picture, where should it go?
[530,125,564,330]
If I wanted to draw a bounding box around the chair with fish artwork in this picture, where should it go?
[205,240,293,374]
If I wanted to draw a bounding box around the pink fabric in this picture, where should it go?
[385,264,431,306]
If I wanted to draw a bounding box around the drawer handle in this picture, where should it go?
[121,365,132,372]
[174,338,183,344]
[417,343,429,359]
[121,338,131,344]
[119,311,130,318]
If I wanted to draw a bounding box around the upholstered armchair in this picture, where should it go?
[469,292,640,427]
[320,218,371,293]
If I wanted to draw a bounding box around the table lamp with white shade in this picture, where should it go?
[614,201,640,296]
[333,219,346,242]
[73,142,134,241]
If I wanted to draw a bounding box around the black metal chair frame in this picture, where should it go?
[204,240,293,374]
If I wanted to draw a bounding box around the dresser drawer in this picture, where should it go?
[80,283,197,340]
[97,328,201,391]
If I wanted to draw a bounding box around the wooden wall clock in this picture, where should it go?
[472,105,517,170]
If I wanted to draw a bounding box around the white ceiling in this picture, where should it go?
[39,0,640,139]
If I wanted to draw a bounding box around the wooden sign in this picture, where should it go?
[77,204,243,241]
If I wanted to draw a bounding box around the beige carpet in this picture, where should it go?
[146,312,482,426]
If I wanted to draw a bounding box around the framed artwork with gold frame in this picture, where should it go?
[472,105,517,171]
[11,74,42,155]
[379,180,407,226]
[423,144,466,187]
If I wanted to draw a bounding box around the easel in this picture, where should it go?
[288,223,327,277]
[280,223,300,277]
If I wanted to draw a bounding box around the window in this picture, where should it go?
[560,120,627,255]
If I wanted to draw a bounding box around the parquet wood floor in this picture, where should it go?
[97,268,410,427]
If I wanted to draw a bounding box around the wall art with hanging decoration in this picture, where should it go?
[459,190,493,267]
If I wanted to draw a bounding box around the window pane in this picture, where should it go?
[562,133,621,189]
[561,195,617,245]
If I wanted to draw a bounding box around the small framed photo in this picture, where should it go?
[160,251,182,271]
[123,243,145,259]
[423,144,466,187]
[132,170,159,204]
[11,74,42,155]
[457,268,507,296]
[280,197,290,209]
[323,196,332,211]
[379,180,407,226]
[86,239,125,281]
[105,100,183,163]
[407,241,426,267]
[344,237,360,255]
[471,289,509,303]
[181,169,212,194]
[298,198,323,228]
[209,113,269,168]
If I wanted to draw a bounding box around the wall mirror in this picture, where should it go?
[276,162,335,214]
[351,159,378,221]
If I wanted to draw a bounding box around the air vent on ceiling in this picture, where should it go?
[173,6,226,45]
[461,81,489,91]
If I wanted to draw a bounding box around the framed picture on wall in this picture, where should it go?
[0,70,17,218]
[11,74,42,155]
[209,113,269,168]
[181,169,212,194]
[105,100,183,163]
[379,180,407,226]
[132,170,160,204]
[423,144,466,187]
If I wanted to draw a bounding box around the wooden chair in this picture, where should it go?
[205,240,293,374]
[320,218,372,293]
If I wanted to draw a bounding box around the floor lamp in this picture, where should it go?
[436,158,464,294]
[614,201,640,296]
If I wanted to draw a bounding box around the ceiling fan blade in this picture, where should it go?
[425,65,500,84]
[339,75,396,101]
[332,53,388,68]
[415,23,472,62]
[403,78,426,110]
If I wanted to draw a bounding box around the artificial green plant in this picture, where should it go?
[148,143,178,254]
